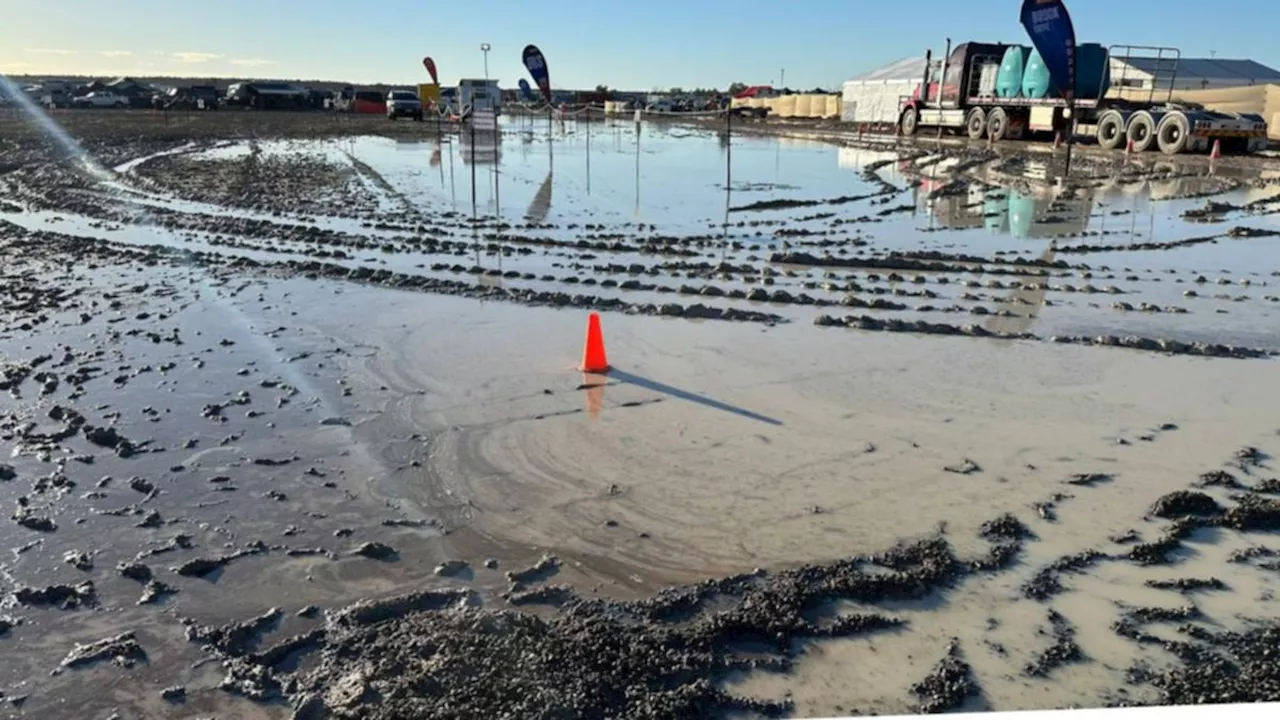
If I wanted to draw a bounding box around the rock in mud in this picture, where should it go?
[117,561,153,582]
[13,510,56,533]
[137,580,178,605]
[507,554,561,583]
[63,550,93,571]
[0,465,15,481]
[943,459,981,475]
[1066,473,1112,487]
[160,685,186,703]
[60,631,146,669]
[352,542,397,561]
[173,557,229,578]
[434,559,469,577]
[14,582,96,609]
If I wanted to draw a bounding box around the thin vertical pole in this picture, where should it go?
[586,107,592,193]
[470,115,477,220]
[448,136,456,205]
[1063,100,1076,175]
[725,107,733,195]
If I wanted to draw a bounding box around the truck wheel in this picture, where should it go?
[965,108,987,140]
[899,106,919,136]
[987,108,1008,142]
[1126,112,1156,153]
[1156,112,1190,155]
[1096,111,1125,150]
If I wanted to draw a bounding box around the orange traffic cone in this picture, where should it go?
[1210,139,1222,160]
[1125,138,1134,155]
[1053,132,1061,149]
[579,312,610,373]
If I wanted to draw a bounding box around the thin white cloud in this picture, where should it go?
[0,61,33,71]
[172,52,225,64]
[24,48,77,56]
[230,58,277,68]
[99,51,133,58]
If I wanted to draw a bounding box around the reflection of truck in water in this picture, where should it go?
[919,183,1095,239]
[899,41,1268,155]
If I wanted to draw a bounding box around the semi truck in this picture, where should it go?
[898,40,1269,155]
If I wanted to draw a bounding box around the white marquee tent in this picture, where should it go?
[840,57,927,126]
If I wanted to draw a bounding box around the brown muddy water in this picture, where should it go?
[0,110,1279,719]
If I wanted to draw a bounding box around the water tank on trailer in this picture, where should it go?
[997,46,1029,98]
[1021,48,1052,99]
[1073,44,1111,99]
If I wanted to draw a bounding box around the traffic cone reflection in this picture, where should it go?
[579,312,610,373]
[582,373,605,420]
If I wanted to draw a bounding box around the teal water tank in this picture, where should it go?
[996,46,1030,98]
[1021,48,1052,99]
[984,194,1009,233]
[1008,191,1035,239]
[1073,43,1111,99]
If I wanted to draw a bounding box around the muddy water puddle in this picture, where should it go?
[5,125,1280,356]
[3,113,1280,717]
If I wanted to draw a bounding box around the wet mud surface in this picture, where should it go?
[0,109,1279,718]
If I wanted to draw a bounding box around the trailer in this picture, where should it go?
[897,41,1269,155]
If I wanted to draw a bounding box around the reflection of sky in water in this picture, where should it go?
[345,123,885,234]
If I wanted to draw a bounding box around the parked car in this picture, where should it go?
[386,90,423,121]
[156,85,220,110]
[73,92,128,109]
[225,82,309,110]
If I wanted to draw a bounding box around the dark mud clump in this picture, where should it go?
[910,639,979,713]
[1150,491,1222,519]
[1145,577,1227,594]
[13,582,97,609]
[1146,624,1280,704]
[979,513,1034,542]
[1022,551,1109,601]
[1024,610,1083,678]
[196,528,1022,719]
[60,632,147,670]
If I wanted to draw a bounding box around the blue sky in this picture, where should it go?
[1,0,1276,89]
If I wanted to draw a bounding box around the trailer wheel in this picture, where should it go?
[987,108,1008,142]
[1096,111,1125,150]
[1156,112,1190,155]
[965,108,987,140]
[1126,112,1156,153]
[899,106,919,136]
